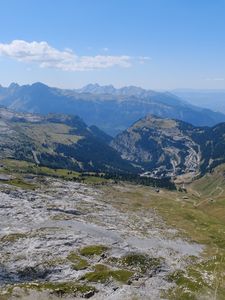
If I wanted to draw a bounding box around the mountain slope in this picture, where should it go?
[1,83,225,136]
[1,107,225,178]
[111,115,225,178]
[0,108,136,173]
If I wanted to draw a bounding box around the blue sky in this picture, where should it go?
[0,0,225,89]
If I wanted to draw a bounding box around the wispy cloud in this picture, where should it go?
[102,47,109,52]
[205,77,225,81]
[138,56,151,64]
[0,40,134,71]
[213,78,225,81]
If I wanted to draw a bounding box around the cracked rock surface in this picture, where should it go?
[0,178,203,299]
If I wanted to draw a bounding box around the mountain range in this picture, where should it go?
[1,82,225,136]
[0,107,225,179]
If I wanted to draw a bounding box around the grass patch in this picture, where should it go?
[43,257,66,267]
[81,264,133,284]
[0,177,37,190]
[0,233,27,243]
[92,264,109,272]
[166,252,225,300]
[81,176,108,185]
[2,282,97,298]
[67,252,89,270]
[119,253,162,273]
[8,178,37,190]
[147,195,225,298]
[79,245,108,257]
[1,159,109,185]
[2,159,80,179]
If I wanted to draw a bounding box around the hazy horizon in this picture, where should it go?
[2,80,225,92]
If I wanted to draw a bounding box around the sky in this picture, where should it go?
[0,0,225,90]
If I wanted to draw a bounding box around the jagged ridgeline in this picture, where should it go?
[1,82,225,136]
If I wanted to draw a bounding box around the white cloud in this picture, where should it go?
[0,40,132,71]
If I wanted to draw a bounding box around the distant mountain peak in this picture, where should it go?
[31,82,49,89]
[9,82,20,89]
[79,83,116,94]
[77,83,162,99]
[83,83,100,89]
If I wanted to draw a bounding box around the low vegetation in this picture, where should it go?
[1,159,109,185]
[81,264,133,284]
[0,233,27,243]
[1,159,176,188]
[67,252,89,270]
[3,282,97,298]
[79,245,108,257]
[99,171,225,299]
[119,253,162,274]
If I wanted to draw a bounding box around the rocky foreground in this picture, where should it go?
[0,177,202,299]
